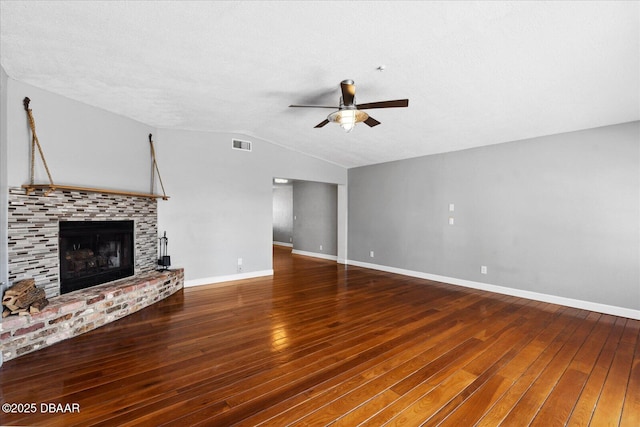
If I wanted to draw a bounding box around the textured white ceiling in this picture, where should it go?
[1,1,638,168]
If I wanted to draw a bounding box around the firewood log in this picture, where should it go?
[2,278,49,316]
[15,286,46,309]
[30,297,49,312]
[2,294,19,311]
[4,278,35,296]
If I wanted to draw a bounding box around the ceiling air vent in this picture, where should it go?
[232,139,252,152]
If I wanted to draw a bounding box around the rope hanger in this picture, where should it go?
[21,97,169,200]
[149,133,168,200]
[23,97,56,195]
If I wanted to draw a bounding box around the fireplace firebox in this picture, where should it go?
[59,220,135,294]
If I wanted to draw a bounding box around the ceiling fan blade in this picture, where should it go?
[355,99,409,110]
[289,104,337,109]
[314,119,330,128]
[364,116,381,127]
[340,80,356,106]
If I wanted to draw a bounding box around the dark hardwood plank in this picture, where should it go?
[529,313,610,426]
[590,318,639,426]
[0,245,636,426]
[293,304,524,427]
[473,307,586,426]
[499,310,599,425]
[566,316,627,426]
[620,319,640,426]
[235,295,486,426]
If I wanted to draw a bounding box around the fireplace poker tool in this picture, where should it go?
[158,231,171,270]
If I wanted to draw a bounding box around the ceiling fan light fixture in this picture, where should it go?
[328,109,369,133]
[290,79,408,130]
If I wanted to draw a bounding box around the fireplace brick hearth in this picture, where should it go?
[2,268,183,362]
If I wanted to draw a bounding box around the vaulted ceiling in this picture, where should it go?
[1,1,638,168]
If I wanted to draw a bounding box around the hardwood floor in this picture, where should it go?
[1,245,638,426]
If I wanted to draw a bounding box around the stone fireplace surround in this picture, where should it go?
[2,187,184,362]
[7,187,158,297]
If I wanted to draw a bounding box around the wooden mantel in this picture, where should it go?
[22,184,169,200]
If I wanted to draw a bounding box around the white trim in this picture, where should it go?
[346,259,640,320]
[292,249,338,261]
[273,241,293,247]
[184,269,273,288]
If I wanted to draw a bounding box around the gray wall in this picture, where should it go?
[293,181,338,256]
[272,182,293,244]
[348,122,639,311]
[155,129,346,282]
[6,79,155,191]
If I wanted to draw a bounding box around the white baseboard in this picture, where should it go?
[346,259,640,320]
[184,269,274,288]
[292,249,338,261]
[273,241,293,247]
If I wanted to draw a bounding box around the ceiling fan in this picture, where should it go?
[289,79,409,132]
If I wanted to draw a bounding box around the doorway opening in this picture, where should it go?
[272,178,340,262]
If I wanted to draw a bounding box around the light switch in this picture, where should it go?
[449,203,455,212]
[448,217,454,225]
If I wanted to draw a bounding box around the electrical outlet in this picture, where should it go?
[370,250,374,258]
[481,266,487,274]
[320,245,323,251]
[449,217,455,225]
[449,203,455,212]
[237,258,243,273]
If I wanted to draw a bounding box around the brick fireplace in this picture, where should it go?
[8,187,158,297]
[3,187,184,362]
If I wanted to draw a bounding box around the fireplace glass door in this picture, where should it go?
[59,220,134,294]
